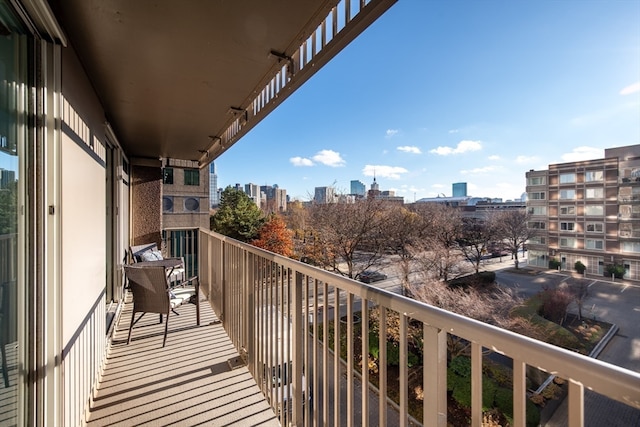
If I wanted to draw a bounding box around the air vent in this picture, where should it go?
[184,197,199,212]
[163,196,174,212]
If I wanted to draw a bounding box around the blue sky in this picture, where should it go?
[217,0,640,202]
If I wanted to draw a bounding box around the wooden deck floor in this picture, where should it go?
[87,295,279,427]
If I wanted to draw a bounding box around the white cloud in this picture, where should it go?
[516,155,539,164]
[560,146,603,163]
[448,129,460,134]
[290,156,314,167]
[397,145,422,154]
[460,166,496,175]
[430,140,482,155]
[431,183,445,189]
[620,82,640,96]
[488,155,501,161]
[312,149,345,167]
[362,164,409,179]
[386,129,399,138]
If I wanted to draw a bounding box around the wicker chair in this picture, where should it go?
[123,264,200,347]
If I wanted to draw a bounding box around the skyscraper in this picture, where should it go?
[453,182,467,197]
[350,180,365,197]
[314,186,335,204]
[209,162,219,207]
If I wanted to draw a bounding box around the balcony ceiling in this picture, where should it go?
[48,0,385,165]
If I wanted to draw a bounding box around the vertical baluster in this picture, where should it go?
[424,325,447,426]
[471,342,482,427]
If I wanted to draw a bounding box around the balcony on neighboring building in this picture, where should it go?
[87,229,640,427]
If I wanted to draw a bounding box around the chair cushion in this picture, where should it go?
[170,287,196,308]
[141,250,164,262]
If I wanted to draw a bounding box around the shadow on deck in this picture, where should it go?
[87,295,279,426]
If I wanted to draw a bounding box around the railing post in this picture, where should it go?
[568,380,584,427]
[245,252,254,372]
[424,326,447,426]
[471,342,483,427]
[513,360,526,427]
[292,271,304,426]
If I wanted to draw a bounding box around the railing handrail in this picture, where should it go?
[201,228,640,425]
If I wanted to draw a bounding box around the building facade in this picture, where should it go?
[526,144,640,280]
[162,159,210,230]
[350,179,365,197]
[314,186,335,204]
[209,162,219,207]
[452,182,467,197]
[244,182,260,207]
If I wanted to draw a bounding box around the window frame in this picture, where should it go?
[560,206,576,215]
[184,168,200,186]
[559,189,576,200]
[559,173,576,184]
[585,239,604,250]
[560,222,576,232]
[559,237,577,248]
[585,187,604,199]
[584,205,604,216]
[529,191,545,200]
[585,222,604,233]
[585,170,603,182]
[163,167,174,184]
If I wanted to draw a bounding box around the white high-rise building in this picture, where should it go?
[209,162,219,207]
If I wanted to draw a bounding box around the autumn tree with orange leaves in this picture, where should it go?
[251,214,294,257]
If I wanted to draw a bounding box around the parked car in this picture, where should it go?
[358,270,387,283]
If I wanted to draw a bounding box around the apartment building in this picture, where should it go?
[526,144,640,280]
[162,159,210,230]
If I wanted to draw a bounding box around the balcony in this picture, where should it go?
[86,229,640,426]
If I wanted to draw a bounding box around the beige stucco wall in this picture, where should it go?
[60,43,109,344]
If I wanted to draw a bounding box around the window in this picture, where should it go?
[529,236,547,245]
[559,173,576,184]
[560,206,575,215]
[528,176,546,185]
[585,171,603,182]
[559,237,577,248]
[559,189,576,199]
[184,169,199,186]
[585,239,604,250]
[585,205,604,216]
[586,222,604,233]
[585,188,603,199]
[528,206,547,215]
[621,242,640,253]
[529,221,546,230]
[529,191,545,200]
[560,222,576,231]
[163,168,174,184]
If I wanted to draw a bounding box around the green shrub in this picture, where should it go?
[387,342,400,366]
[549,258,561,269]
[574,260,586,274]
[605,263,625,279]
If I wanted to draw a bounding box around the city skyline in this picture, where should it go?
[215,0,640,202]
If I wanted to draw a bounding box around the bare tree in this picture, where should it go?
[458,213,500,274]
[494,209,536,269]
[415,204,466,281]
[384,206,430,295]
[306,197,389,279]
[564,277,590,320]
[407,279,523,357]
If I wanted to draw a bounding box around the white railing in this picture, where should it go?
[199,229,640,427]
